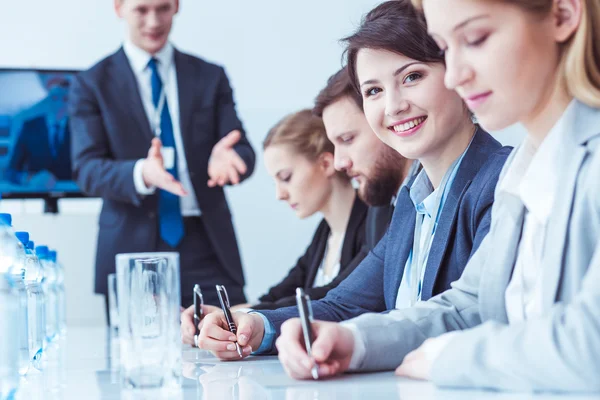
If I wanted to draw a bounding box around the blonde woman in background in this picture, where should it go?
[181,109,370,346]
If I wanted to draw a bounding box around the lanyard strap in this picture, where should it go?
[409,155,463,305]
[152,88,167,138]
[149,60,172,138]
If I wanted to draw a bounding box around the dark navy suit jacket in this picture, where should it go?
[258,129,511,340]
[8,116,72,181]
[69,48,255,295]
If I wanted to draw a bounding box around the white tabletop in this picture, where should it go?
[13,327,596,400]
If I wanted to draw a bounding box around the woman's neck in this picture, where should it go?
[522,79,573,148]
[420,119,476,189]
[321,178,356,236]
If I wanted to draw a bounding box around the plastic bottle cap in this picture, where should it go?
[0,213,12,226]
[35,245,49,258]
[27,241,35,250]
[48,250,57,262]
[15,231,30,245]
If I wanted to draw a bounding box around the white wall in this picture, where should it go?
[0,0,384,326]
[0,0,526,326]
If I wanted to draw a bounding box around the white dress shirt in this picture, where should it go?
[502,101,573,322]
[312,237,343,288]
[123,40,201,216]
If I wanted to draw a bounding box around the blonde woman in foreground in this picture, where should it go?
[275,0,600,392]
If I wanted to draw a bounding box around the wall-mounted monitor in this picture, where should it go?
[0,67,88,205]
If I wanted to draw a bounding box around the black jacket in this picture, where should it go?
[252,194,387,309]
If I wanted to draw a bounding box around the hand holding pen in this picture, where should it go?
[180,289,221,347]
[216,284,244,358]
[193,284,203,347]
[275,291,356,380]
[295,288,319,380]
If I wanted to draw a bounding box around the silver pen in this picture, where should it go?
[296,288,319,380]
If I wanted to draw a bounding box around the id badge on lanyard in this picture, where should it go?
[152,89,175,170]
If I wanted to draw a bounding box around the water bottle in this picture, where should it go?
[19,235,45,371]
[36,245,58,344]
[11,232,30,377]
[0,217,21,399]
[49,250,66,335]
[0,214,30,377]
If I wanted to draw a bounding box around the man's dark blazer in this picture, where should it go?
[257,129,512,342]
[8,116,72,180]
[69,47,255,295]
[252,195,369,310]
[364,203,394,249]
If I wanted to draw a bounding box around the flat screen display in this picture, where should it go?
[0,68,84,198]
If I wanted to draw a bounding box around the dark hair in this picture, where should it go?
[313,67,363,117]
[343,0,444,93]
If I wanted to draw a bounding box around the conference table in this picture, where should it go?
[12,327,597,400]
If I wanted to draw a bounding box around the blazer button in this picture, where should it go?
[148,212,156,219]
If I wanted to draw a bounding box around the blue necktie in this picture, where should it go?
[148,58,184,248]
[49,121,60,158]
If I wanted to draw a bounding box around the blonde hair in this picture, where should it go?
[263,109,333,160]
[411,0,600,107]
[263,109,347,179]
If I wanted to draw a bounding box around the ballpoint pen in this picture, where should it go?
[296,287,319,380]
[215,284,243,358]
[193,284,203,347]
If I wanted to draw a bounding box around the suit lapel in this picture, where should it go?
[420,128,498,299]
[540,146,586,310]
[420,180,470,299]
[385,187,416,309]
[173,50,196,161]
[479,194,525,322]
[34,117,52,150]
[539,102,599,309]
[306,223,329,289]
[111,48,154,143]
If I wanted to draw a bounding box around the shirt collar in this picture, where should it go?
[497,138,537,198]
[392,160,421,206]
[409,169,435,215]
[407,133,472,217]
[123,39,174,74]
[499,99,578,223]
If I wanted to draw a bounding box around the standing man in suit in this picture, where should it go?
[7,77,72,185]
[69,0,255,319]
